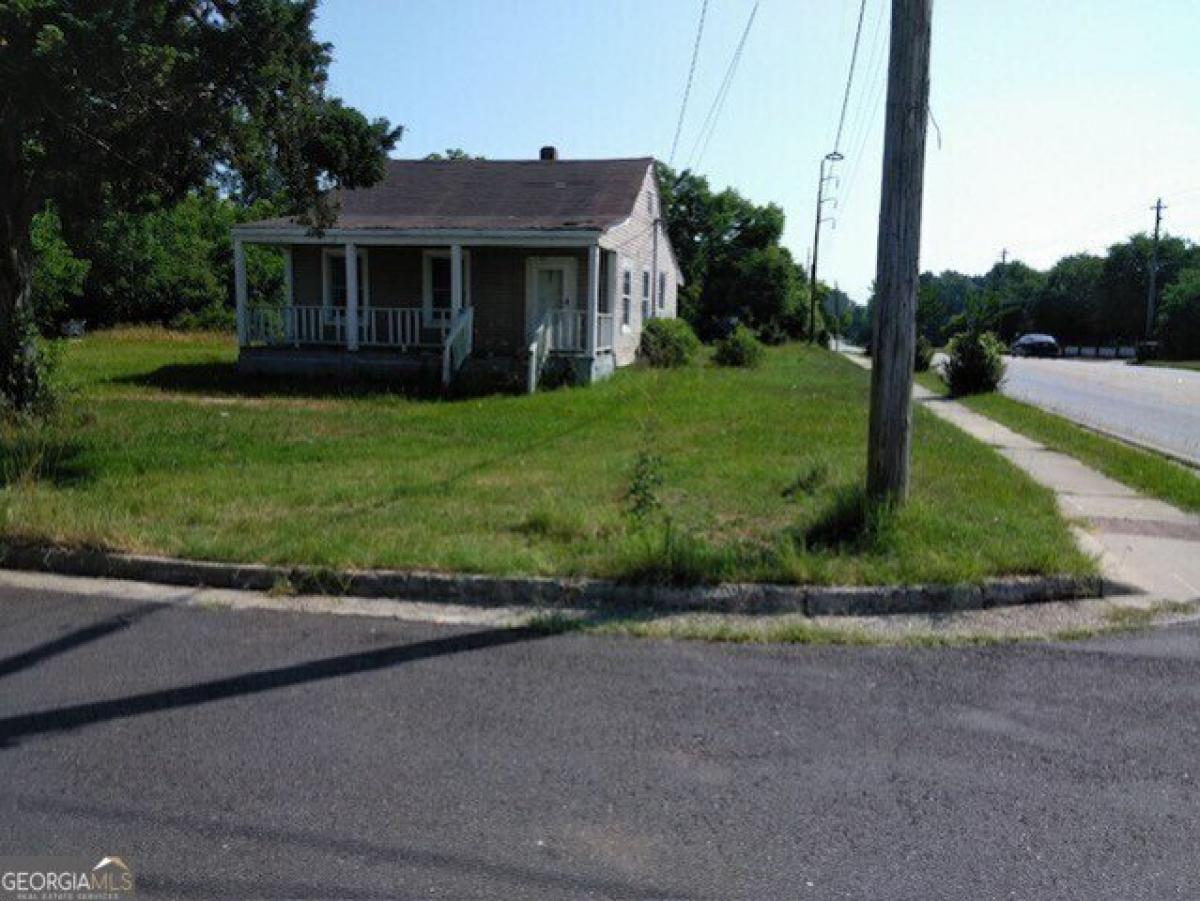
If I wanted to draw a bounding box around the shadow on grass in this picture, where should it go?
[793,485,896,554]
[0,422,93,489]
[613,522,745,587]
[113,361,448,401]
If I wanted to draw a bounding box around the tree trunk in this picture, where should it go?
[0,150,43,414]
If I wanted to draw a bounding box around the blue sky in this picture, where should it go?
[315,0,1200,301]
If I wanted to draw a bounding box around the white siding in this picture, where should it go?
[599,165,682,366]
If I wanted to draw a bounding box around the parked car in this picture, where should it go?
[1010,333,1060,357]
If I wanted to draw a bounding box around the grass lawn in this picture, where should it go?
[1141,360,1200,373]
[0,329,1093,586]
[916,371,1200,513]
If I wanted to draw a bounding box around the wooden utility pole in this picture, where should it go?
[809,151,842,341]
[866,0,933,505]
[1146,198,1165,339]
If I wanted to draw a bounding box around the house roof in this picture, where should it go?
[242,157,655,232]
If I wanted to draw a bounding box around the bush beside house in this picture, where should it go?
[639,319,701,368]
[713,325,765,368]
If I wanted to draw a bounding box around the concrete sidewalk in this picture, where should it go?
[843,352,1200,603]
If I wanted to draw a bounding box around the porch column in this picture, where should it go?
[450,243,463,319]
[283,246,296,347]
[586,243,600,356]
[283,247,294,305]
[344,242,359,351]
[233,237,248,347]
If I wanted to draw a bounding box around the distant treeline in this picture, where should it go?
[33,190,283,334]
[844,234,1200,359]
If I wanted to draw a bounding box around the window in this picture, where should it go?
[658,271,667,309]
[423,250,471,327]
[621,268,632,328]
[322,248,369,323]
[641,269,651,321]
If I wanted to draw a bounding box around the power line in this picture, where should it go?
[685,0,761,171]
[832,0,870,154]
[689,1,759,169]
[835,0,889,218]
[668,0,709,166]
[841,0,887,155]
[807,0,873,336]
[808,0,883,301]
[1005,197,1189,258]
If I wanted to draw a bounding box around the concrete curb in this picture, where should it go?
[0,543,1102,617]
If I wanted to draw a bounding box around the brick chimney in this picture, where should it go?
[539,145,558,161]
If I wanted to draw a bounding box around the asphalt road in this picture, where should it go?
[2,587,1200,899]
[1002,357,1200,464]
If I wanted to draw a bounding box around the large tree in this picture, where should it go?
[656,162,812,340]
[0,0,400,411]
[1157,268,1200,358]
[1098,234,1197,341]
[1033,253,1104,343]
[980,260,1045,342]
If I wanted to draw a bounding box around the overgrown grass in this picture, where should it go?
[0,329,1093,585]
[916,371,1200,513]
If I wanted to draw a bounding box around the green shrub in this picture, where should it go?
[625,448,665,520]
[913,334,934,372]
[713,325,765,368]
[638,318,700,368]
[943,331,1006,395]
[171,302,236,333]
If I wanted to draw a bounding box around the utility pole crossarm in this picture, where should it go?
[809,151,844,342]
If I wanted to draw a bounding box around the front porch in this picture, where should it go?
[231,233,617,391]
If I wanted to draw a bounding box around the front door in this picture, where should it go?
[527,257,578,346]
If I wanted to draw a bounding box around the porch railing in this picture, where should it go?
[247,305,442,349]
[248,305,345,346]
[596,313,614,351]
[361,307,429,349]
[527,309,552,393]
[547,310,587,353]
[442,307,474,387]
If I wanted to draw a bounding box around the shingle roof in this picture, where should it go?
[243,157,654,232]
